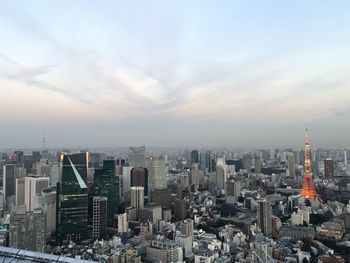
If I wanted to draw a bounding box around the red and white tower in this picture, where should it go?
[300,128,321,201]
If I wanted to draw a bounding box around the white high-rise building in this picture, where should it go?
[35,159,50,177]
[345,150,349,176]
[175,235,192,256]
[24,176,49,211]
[291,211,303,226]
[216,158,227,190]
[130,186,144,219]
[181,219,194,237]
[344,151,347,167]
[118,213,129,233]
[122,166,133,200]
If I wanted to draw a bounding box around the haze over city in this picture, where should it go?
[1,1,350,148]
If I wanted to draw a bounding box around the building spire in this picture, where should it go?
[305,127,309,144]
[42,132,46,150]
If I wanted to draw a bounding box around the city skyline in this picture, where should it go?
[1,1,350,148]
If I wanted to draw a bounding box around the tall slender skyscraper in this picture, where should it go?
[3,164,16,200]
[287,153,296,178]
[56,152,89,242]
[148,155,167,199]
[300,129,321,201]
[130,186,144,219]
[190,164,199,192]
[94,160,119,223]
[92,196,107,240]
[257,198,272,236]
[216,158,227,190]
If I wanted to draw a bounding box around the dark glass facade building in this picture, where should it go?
[4,164,15,200]
[56,152,88,243]
[93,160,119,223]
[131,167,148,197]
[191,150,199,164]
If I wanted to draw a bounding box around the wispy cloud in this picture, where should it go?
[0,1,350,126]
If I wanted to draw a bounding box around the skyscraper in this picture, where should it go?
[287,153,296,178]
[257,198,272,236]
[131,167,148,199]
[93,160,119,223]
[130,186,144,219]
[216,158,227,190]
[38,187,57,237]
[191,150,199,164]
[324,158,334,178]
[345,150,348,167]
[300,129,321,201]
[128,146,146,167]
[49,162,61,187]
[148,155,167,200]
[24,176,49,211]
[118,213,129,233]
[56,152,89,242]
[3,164,16,201]
[9,206,46,252]
[15,178,25,206]
[92,196,107,240]
[190,164,199,192]
[181,219,194,237]
[225,180,241,204]
[199,152,209,172]
[174,198,187,221]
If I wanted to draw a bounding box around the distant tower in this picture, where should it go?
[345,151,348,167]
[42,132,46,150]
[300,129,321,201]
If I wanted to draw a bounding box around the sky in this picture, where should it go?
[0,1,349,149]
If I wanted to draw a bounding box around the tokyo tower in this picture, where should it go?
[300,128,321,201]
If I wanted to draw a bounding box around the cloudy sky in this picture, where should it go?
[0,1,349,148]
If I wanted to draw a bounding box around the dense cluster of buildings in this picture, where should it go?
[0,131,349,262]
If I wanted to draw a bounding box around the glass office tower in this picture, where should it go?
[56,152,88,243]
[93,160,119,223]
